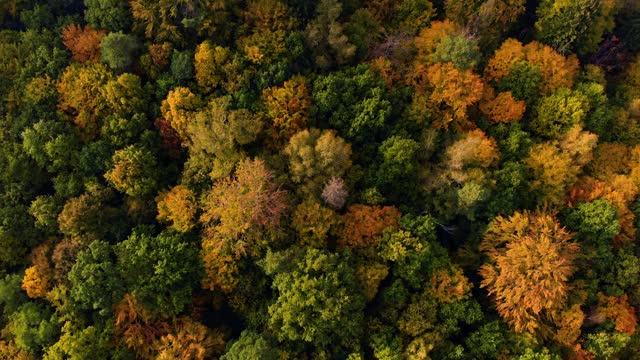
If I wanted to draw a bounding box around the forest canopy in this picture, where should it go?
[1,0,640,358]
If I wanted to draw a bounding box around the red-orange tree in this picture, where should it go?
[338,205,401,248]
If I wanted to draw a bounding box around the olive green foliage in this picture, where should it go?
[100,32,140,72]
[115,229,200,315]
[263,248,365,351]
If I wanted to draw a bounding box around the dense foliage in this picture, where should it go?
[1,0,640,358]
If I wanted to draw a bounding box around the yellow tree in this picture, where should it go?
[156,185,198,233]
[526,142,580,206]
[57,63,112,140]
[262,75,311,146]
[479,210,579,334]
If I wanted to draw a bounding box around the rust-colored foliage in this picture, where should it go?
[485,38,579,95]
[596,293,638,336]
[479,211,579,334]
[61,24,106,63]
[51,237,85,284]
[480,87,526,123]
[154,118,182,157]
[419,62,484,129]
[114,293,171,359]
[156,185,197,233]
[429,267,472,303]
[148,42,173,68]
[262,75,311,146]
[338,205,401,248]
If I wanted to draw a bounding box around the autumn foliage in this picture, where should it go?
[338,205,401,248]
[62,24,106,63]
[480,211,579,334]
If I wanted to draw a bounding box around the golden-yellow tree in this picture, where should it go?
[156,185,198,233]
[262,75,311,146]
[479,211,579,334]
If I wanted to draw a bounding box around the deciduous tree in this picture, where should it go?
[479,211,579,334]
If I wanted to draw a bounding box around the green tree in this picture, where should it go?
[115,229,200,315]
[432,35,481,70]
[262,247,365,352]
[530,88,588,138]
[566,199,620,243]
[8,302,59,353]
[313,65,391,142]
[84,0,132,31]
[220,331,277,360]
[68,241,123,316]
[100,32,140,72]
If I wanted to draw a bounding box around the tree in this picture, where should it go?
[220,331,277,360]
[376,136,420,190]
[479,211,579,334]
[417,62,484,129]
[339,204,401,248]
[57,63,112,140]
[68,240,123,316]
[312,65,392,142]
[567,199,620,242]
[84,0,132,31]
[485,39,579,95]
[100,32,140,72]
[321,176,349,209]
[57,183,120,240]
[284,128,352,195]
[8,302,59,353]
[160,87,203,140]
[194,41,232,92]
[432,35,482,70]
[525,142,579,206]
[156,185,198,233]
[44,323,117,360]
[262,75,311,145]
[480,88,526,124]
[535,0,618,56]
[153,318,225,360]
[115,229,200,315]
[530,89,589,138]
[443,129,500,184]
[200,158,288,258]
[291,198,340,248]
[185,97,263,178]
[104,144,159,198]
[305,0,356,68]
[61,24,106,63]
[263,248,366,351]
